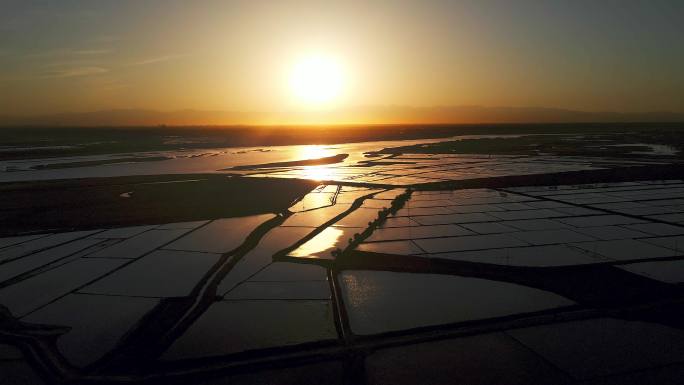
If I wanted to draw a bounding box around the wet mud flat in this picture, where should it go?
[0,175,317,236]
[226,153,349,170]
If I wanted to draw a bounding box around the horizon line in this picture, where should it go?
[3,121,684,129]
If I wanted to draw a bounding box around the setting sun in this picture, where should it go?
[289,54,345,106]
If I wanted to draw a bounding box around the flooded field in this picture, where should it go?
[3,178,684,384]
[2,129,684,384]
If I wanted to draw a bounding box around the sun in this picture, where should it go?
[289,54,345,106]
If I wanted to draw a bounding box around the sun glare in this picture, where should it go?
[289,54,345,106]
[298,145,334,160]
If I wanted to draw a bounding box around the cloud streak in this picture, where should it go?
[43,66,108,78]
[129,54,187,66]
[26,48,111,59]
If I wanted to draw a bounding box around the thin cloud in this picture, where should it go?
[43,66,108,78]
[26,48,111,58]
[130,54,187,66]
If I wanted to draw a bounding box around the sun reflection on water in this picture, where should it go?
[290,227,345,259]
[302,165,336,181]
[292,144,344,181]
[298,145,335,160]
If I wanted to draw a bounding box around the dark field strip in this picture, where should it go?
[30,156,171,170]
[415,163,684,191]
[0,175,318,236]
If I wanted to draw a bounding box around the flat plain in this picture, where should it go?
[2,124,684,384]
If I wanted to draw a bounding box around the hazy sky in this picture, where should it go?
[1,0,683,120]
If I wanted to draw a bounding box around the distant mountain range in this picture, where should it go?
[1,106,683,126]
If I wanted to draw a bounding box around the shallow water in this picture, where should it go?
[0,135,516,182]
[0,138,445,181]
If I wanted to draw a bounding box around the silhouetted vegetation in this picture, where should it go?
[335,188,413,257]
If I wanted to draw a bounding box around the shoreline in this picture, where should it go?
[2,122,683,161]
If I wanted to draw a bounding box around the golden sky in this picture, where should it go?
[1,1,683,123]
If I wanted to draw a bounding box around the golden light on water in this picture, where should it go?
[295,145,340,181]
[302,165,336,181]
[298,145,335,160]
[290,227,345,258]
